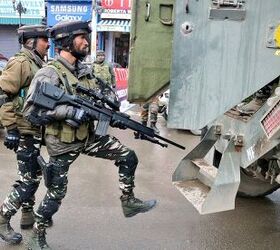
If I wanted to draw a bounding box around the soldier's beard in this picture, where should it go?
[71,47,88,60]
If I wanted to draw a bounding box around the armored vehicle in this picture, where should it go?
[128,0,280,214]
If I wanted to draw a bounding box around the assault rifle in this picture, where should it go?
[76,82,120,111]
[26,82,185,150]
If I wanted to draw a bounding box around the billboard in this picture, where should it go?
[101,0,131,19]
[0,0,45,22]
[101,0,131,10]
[47,2,92,26]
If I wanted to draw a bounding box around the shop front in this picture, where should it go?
[0,0,45,58]
[97,0,131,67]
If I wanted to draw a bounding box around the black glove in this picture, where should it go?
[110,120,127,130]
[66,108,90,128]
[72,108,90,124]
[4,128,20,151]
[40,112,55,125]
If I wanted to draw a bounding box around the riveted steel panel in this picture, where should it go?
[168,0,280,129]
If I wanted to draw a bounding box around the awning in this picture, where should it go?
[0,17,43,25]
[97,19,130,33]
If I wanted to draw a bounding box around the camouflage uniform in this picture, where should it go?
[93,51,116,89]
[140,97,160,134]
[141,98,159,124]
[0,48,44,221]
[0,25,49,246]
[24,21,156,249]
[25,56,138,227]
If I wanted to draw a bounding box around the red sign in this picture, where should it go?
[101,0,131,10]
[114,68,128,101]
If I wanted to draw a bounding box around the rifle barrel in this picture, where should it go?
[154,134,185,150]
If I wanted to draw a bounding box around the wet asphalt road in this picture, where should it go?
[1,109,280,250]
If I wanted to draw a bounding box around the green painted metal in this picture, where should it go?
[128,0,175,102]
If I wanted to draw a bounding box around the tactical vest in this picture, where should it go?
[93,62,112,86]
[45,60,97,143]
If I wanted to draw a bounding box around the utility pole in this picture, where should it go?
[91,0,102,61]
[12,0,27,28]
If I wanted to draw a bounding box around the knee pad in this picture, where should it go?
[37,199,60,220]
[14,181,39,203]
[117,150,138,176]
[17,149,41,177]
[51,174,68,192]
[117,150,138,167]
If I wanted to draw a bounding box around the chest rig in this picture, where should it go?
[45,60,97,143]
[93,62,112,86]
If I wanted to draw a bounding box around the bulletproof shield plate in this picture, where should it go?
[168,0,280,130]
[128,0,175,102]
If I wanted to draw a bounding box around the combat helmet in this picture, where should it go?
[50,20,91,46]
[50,20,91,60]
[96,50,105,56]
[18,25,49,44]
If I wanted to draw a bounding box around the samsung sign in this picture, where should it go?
[47,2,92,26]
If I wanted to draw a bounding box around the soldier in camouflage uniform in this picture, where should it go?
[141,97,160,134]
[0,25,49,245]
[93,50,116,89]
[23,21,156,250]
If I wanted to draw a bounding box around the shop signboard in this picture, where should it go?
[0,0,45,24]
[101,0,131,19]
[101,0,131,10]
[47,1,92,26]
[114,68,128,101]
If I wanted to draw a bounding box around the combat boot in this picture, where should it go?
[21,208,35,229]
[0,213,22,244]
[27,226,51,250]
[121,193,157,218]
[150,122,160,134]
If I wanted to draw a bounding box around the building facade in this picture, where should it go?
[97,0,131,67]
[0,0,45,58]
